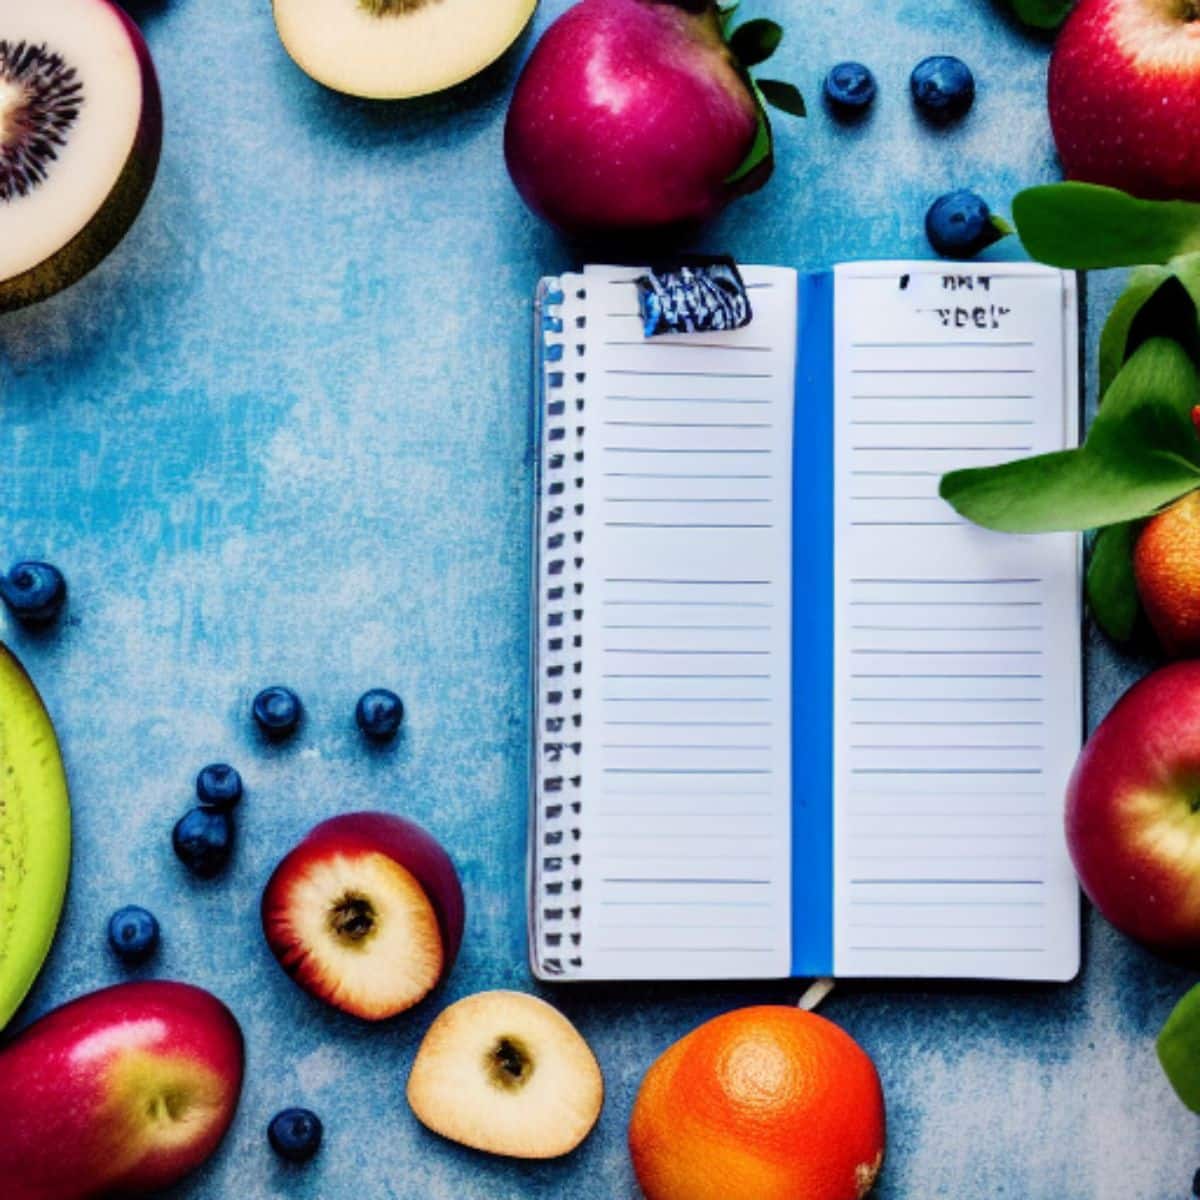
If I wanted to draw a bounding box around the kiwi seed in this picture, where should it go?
[0,40,84,204]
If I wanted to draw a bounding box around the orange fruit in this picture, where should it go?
[1134,491,1200,657]
[628,1006,885,1200]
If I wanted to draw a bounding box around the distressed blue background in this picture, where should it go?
[2,0,1197,1196]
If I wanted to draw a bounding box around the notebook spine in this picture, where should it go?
[531,278,586,978]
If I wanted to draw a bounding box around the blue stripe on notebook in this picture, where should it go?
[791,271,836,978]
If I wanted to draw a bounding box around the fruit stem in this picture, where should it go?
[797,977,836,1011]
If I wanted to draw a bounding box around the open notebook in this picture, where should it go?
[529,261,1082,983]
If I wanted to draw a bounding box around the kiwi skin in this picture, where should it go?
[0,3,163,314]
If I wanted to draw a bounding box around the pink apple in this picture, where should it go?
[1066,660,1200,954]
[0,981,244,1200]
[1049,0,1200,199]
[262,811,465,1021]
[504,0,764,234]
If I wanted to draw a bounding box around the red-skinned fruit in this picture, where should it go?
[1066,660,1200,956]
[1049,0,1200,199]
[505,0,766,235]
[262,812,465,1020]
[0,981,244,1200]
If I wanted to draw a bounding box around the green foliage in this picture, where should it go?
[940,338,1200,532]
[1159,984,1200,1113]
[1085,523,1140,643]
[728,18,782,65]
[722,12,804,186]
[1010,0,1075,28]
[1013,184,1200,270]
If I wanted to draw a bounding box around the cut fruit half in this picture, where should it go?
[264,848,444,1020]
[261,812,465,1021]
[407,991,604,1159]
[272,0,538,99]
[0,0,161,312]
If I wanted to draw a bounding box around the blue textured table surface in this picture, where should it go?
[3,1,1197,1197]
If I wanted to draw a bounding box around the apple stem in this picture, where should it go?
[797,977,836,1011]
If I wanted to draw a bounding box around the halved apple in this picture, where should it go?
[272,0,537,99]
[261,812,465,1021]
[0,0,161,312]
[407,991,604,1159]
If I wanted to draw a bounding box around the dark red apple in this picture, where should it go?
[504,0,765,234]
[0,981,244,1200]
[1049,0,1200,198]
[262,811,465,1020]
[1066,660,1200,955]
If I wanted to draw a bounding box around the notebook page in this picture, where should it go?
[572,264,798,980]
[831,262,1081,981]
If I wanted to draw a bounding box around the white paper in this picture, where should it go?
[570,265,799,980]
[830,262,1081,981]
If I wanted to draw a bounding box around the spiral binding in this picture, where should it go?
[532,278,587,978]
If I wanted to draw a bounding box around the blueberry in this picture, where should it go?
[268,1108,323,1164]
[196,763,243,810]
[355,689,404,741]
[824,62,876,115]
[253,686,302,740]
[911,55,975,123]
[172,807,234,878]
[0,561,67,627]
[107,905,160,963]
[925,189,1003,258]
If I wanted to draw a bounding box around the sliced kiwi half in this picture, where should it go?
[0,0,161,312]
[273,0,538,99]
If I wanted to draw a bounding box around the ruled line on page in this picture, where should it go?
[578,263,798,980]
[831,262,1079,982]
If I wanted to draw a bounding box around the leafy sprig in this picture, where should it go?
[1009,0,1076,29]
[717,3,805,187]
[940,184,1200,641]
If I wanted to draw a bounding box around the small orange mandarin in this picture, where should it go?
[628,1006,885,1200]
[1134,490,1200,657]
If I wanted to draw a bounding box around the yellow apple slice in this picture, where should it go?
[407,990,604,1159]
[272,0,538,100]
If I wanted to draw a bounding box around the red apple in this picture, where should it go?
[0,981,244,1200]
[1066,660,1200,954]
[504,0,764,235]
[262,811,465,1020]
[1049,0,1200,199]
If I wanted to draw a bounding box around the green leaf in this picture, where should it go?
[717,0,741,34]
[729,18,783,67]
[755,79,806,117]
[940,338,1200,532]
[1013,183,1200,270]
[1086,522,1140,641]
[1010,0,1075,28]
[725,94,773,186]
[1159,984,1200,1113]
[1099,266,1173,398]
